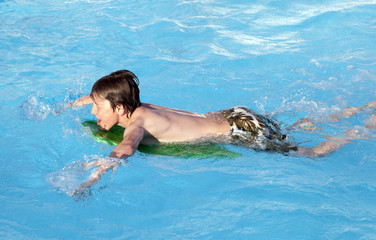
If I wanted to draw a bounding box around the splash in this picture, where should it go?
[20,93,55,120]
[46,160,90,196]
[19,91,82,120]
[46,155,125,197]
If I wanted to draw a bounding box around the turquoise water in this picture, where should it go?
[1,0,376,239]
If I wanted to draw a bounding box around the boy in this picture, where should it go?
[71,70,375,195]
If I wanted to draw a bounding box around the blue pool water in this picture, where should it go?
[1,0,376,239]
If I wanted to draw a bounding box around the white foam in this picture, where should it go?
[207,43,238,59]
[255,1,376,27]
[216,30,303,55]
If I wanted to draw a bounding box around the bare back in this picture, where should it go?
[127,103,231,144]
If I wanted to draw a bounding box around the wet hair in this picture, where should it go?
[90,70,141,117]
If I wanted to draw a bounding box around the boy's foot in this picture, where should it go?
[344,128,371,140]
[365,114,376,130]
[329,107,359,122]
[365,101,376,109]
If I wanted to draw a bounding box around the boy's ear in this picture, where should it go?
[116,105,127,115]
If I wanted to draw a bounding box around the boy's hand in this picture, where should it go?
[71,159,122,201]
[72,187,92,201]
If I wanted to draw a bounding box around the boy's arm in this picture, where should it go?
[110,122,145,158]
[58,95,93,114]
[72,122,145,199]
[72,95,93,106]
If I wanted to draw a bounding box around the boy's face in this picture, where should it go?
[90,94,119,131]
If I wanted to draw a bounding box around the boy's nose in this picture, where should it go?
[91,105,96,115]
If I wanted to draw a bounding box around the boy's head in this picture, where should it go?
[90,70,141,117]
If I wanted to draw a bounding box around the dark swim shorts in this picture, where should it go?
[220,107,298,153]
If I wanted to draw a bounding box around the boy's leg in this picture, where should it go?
[295,126,372,157]
[291,101,376,157]
[295,137,348,157]
[329,100,376,122]
[290,100,376,130]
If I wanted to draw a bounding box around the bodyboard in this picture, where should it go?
[82,120,240,159]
